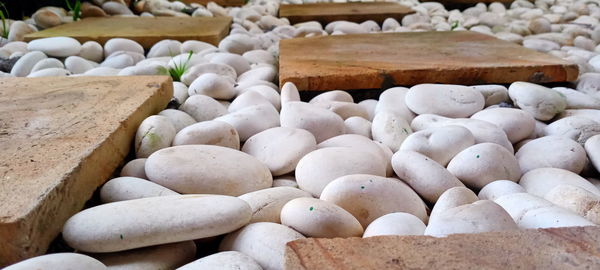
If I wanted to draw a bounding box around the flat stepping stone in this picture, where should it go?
[24,17,232,49]
[0,76,172,266]
[181,0,245,6]
[285,226,600,268]
[279,2,414,25]
[279,31,579,91]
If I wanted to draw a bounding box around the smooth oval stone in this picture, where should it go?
[229,91,274,112]
[495,193,595,229]
[11,51,47,77]
[429,187,479,222]
[237,66,277,84]
[173,120,240,149]
[281,197,364,238]
[158,109,196,132]
[146,145,272,195]
[400,125,474,166]
[101,54,134,69]
[320,174,428,227]
[344,117,372,138]
[104,38,144,57]
[83,67,121,76]
[358,99,378,121]
[374,87,415,121]
[4,253,106,270]
[363,212,425,237]
[31,58,65,73]
[179,94,227,122]
[181,40,216,54]
[102,1,133,15]
[243,50,276,65]
[100,176,179,203]
[478,180,526,201]
[172,82,189,105]
[147,39,182,58]
[587,134,600,172]
[309,90,354,104]
[188,73,236,100]
[424,200,518,237]
[120,158,147,179]
[65,56,96,74]
[239,187,312,223]
[544,184,600,224]
[576,73,600,98]
[134,115,176,158]
[32,9,62,29]
[8,21,35,42]
[208,52,251,75]
[553,87,600,110]
[238,85,281,111]
[406,84,485,118]
[219,222,305,270]
[318,134,393,177]
[281,82,300,104]
[178,251,262,270]
[214,104,280,142]
[280,101,345,143]
[392,150,464,203]
[544,116,600,144]
[411,115,514,153]
[94,241,196,270]
[519,168,600,197]
[471,108,535,143]
[27,68,71,78]
[63,195,251,252]
[296,147,386,197]
[182,63,237,86]
[27,37,82,57]
[218,34,258,55]
[242,127,316,176]
[79,41,104,62]
[508,81,567,121]
[371,111,412,152]
[472,85,509,106]
[515,136,587,174]
[447,143,521,189]
[312,101,369,120]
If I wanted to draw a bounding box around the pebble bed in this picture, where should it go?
[2,0,600,269]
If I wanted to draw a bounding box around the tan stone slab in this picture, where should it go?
[24,17,232,48]
[0,76,173,266]
[279,2,414,25]
[180,0,245,6]
[286,226,600,269]
[279,31,579,91]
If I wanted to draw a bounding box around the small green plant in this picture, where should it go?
[65,0,82,22]
[0,3,9,39]
[450,20,459,30]
[159,51,194,82]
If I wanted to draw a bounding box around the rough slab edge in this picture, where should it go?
[280,64,580,91]
[0,76,173,266]
[285,225,600,269]
[23,17,233,48]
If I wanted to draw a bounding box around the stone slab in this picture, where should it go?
[279,31,579,91]
[24,17,232,48]
[0,76,173,266]
[286,226,600,269]
[279,2,414,25]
